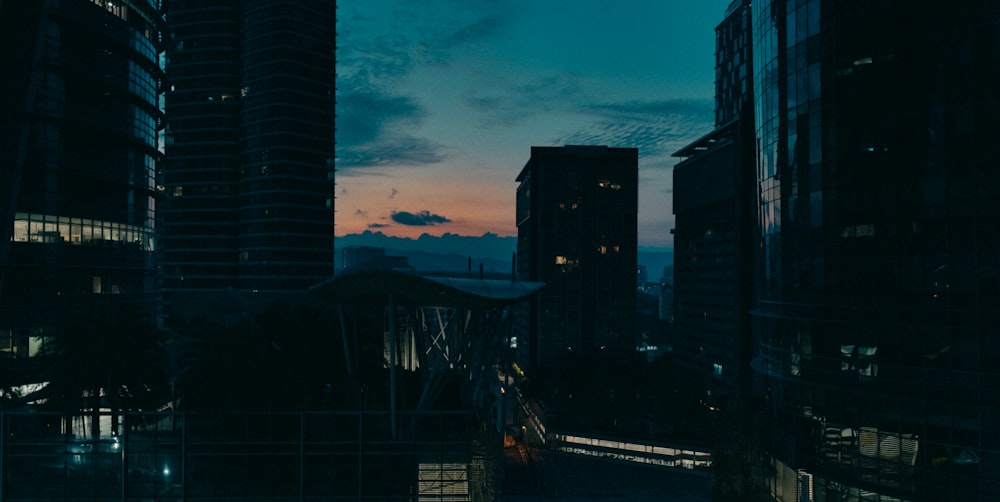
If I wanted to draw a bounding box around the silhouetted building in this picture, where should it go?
[161,1,335,304]
[750,1,1000,500]
[0,0,164,361]
[515,145,638,372]
[671,0,754,399]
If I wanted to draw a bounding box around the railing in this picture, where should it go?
[0,409,497,501]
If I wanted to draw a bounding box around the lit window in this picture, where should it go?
[555,255,567,265]
[172,186,183,197]
[598,245,607,255]
[713,363,723,376]
[613,245,620,253]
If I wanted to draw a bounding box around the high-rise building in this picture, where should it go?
[161,0,335,305]
[671,0,754,398]
[751,1,1000,499]
[0,0,164,360]
[515,145,638,371]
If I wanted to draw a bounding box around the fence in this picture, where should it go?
[0,409,499,501]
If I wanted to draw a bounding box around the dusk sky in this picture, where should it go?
[335,0,729,250]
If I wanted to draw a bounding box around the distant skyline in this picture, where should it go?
[336,0,729,249]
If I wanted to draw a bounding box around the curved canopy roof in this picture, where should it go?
[310,268,544,308]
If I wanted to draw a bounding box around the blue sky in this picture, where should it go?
[336,0,730,249]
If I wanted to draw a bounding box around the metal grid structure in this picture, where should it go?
[1,410,488,501]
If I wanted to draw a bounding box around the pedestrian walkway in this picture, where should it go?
[502,441,710,501]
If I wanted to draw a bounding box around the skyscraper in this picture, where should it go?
[672,0,754,399]
[751,1,1000,500]
[515,145,638,372]
[0,0,164,360]
[161,0,335,305]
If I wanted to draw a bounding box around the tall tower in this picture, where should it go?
[671,0,754,399]
[515,145,638,372]
[751,1,1000,500]
[0,0,164,360]
[162,0,335,305]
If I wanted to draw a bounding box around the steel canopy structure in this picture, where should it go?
[311,268,544,308]
[311,268,544,418]
[310,269,543,501]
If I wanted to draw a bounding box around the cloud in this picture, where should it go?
[553,98,714,161]
[354,209,368,217]
[439,15,506,51]
[367,223,391,229]
[336,87,426,147]
[389,188,398,199]
[337,135,447,170]
[334,85,449,170]
[463,71,585,127]
[391,210,452,226]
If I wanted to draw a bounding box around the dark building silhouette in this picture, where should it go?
[750,1,1000,499]
[0,0,164,359]
[671,0,755,399]
[161,0,335,304]
[515,145,638,372]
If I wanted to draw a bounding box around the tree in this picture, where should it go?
[710,397,772,501]
[42,303,168,438]
[172,301,348,412]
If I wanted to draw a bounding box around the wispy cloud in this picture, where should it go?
[554,98,714,161]
[391,210,452,226]
[335,85,447,169]
[367,222,391,229]
[336,87,425,146]
[463,71,585,127]
[337,136,447,170]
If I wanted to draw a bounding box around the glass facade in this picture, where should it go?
[0,0,164,355]
[162,0,336,295]
[751,1,1000,500]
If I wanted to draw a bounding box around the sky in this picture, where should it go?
[335,0,730,250]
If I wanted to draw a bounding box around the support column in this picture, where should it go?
[388,294,398,439]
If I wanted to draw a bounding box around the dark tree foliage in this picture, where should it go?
[710,397,772,501]
[173,301,349,412]
[42,303,168,438]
